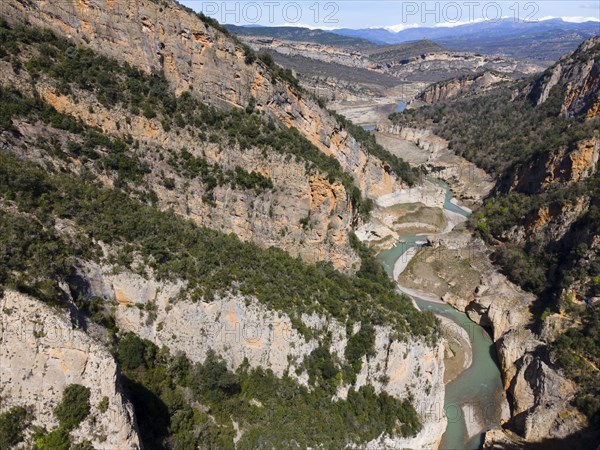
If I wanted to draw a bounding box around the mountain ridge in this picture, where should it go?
[333,18,600,61]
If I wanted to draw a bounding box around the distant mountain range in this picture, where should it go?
[333,18,600,61]
[226,18,599,62]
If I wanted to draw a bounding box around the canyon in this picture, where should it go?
[0,0,598,449]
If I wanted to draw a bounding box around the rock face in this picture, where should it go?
[419,71,512,104]
[373,50,541,82]
[506,137,600,194]
[2,0,400,199]
[241,37,373,70]
[384,125,495,207]
[442,259,589,445]
[0,44,359,272]
[78,263,448,449]
[0,290,141,449]
[527,36,600,118]
[496,134,599,289]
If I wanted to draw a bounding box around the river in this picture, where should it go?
[376,179,505,450]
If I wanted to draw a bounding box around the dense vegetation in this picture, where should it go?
[116,333,421,449]
[390,82,596,177]
[0,149,438,341]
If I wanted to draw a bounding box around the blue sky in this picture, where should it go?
[180,1,600,29]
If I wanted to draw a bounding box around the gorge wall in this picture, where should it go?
[0,290,141,449]
[2,0,400,199]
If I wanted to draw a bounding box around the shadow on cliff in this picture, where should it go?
[121,375,171,449]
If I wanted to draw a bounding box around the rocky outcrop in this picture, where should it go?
[2,0,401,199]
[385,126,448,154]
[527,36,600,118]
[0,290,140,449]
[241,37,373,71]
[78,263,448,449]
[375,51,541,82]
[442,260,588,445]
[497,137,599,248]
[507,138,600,194]
[507,354,587,441]
[384,125,495,207]
[419,71,512,104]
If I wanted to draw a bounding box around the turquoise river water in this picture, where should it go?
[377,180,505,450]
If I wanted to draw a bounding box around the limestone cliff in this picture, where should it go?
[418,71,512,104]
[384,125,495,207]
[0,290,141,449]
[2,0,400,198]
[526,36,600,118]
[508,138,600,194]
[0,33,360,272]
[499,137,599,247]
[78,262,448,449]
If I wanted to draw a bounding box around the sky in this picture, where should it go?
[180,1,600,29]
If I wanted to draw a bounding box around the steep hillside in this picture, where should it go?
[391,36,600,446]
[2,0,412,201]
[0,2,446,449]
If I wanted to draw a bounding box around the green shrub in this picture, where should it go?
[258,51,274,68]
[345,322,376,369]
[97,396,109,414]
[243,46,256,65]
[0,406,31,449]
[54,384,91,430]
[32,427,71,450]
[118,333,147,370]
